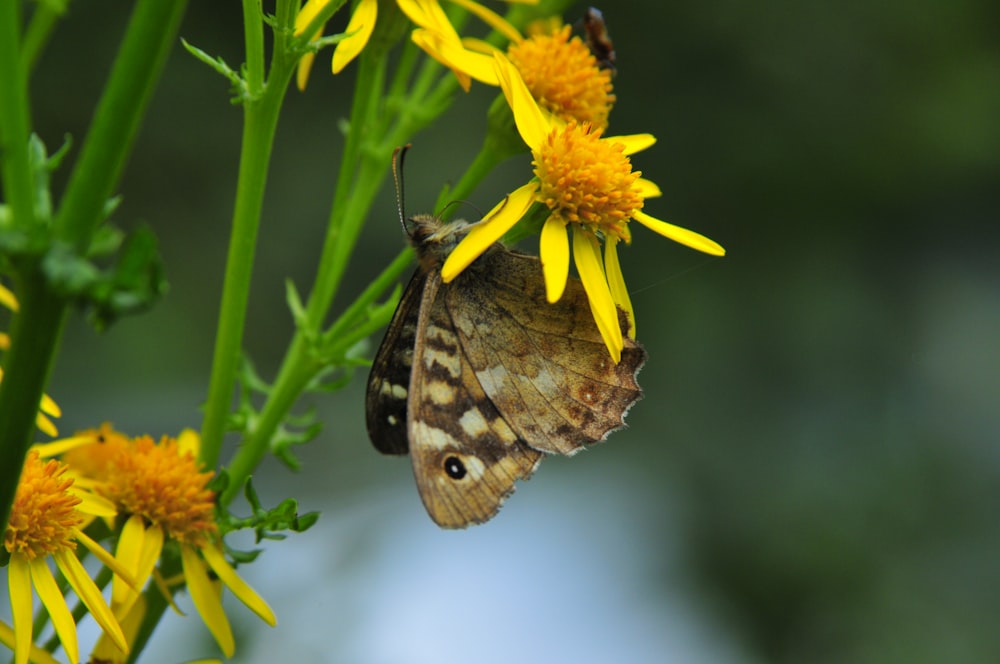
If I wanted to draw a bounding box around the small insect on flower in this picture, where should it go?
[580,7,616,74]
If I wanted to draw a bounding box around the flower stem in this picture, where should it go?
[0,0,188,533]
[199,1,300,469]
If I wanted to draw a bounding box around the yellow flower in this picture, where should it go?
[294,0,534,90]
[96,430,276,659]
[3,452,128,664]
[441,54,725,362]
[505,23,614,128]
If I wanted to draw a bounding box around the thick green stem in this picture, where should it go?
[52,0,189,249]
[0,0,188,532]
[0,0,36,229]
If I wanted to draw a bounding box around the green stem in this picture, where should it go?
[434,139,504,215]
[220,51,392,504]
[199,6,299,469]
[0,0,36,229]
[52,0,188,249]
[20,2,63,76]
[0,0,188,533]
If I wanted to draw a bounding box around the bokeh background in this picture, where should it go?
[10,0,1000,661]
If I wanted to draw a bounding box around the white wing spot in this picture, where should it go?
[458,408,490,437]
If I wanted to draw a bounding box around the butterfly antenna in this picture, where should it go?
[392,145,411,232]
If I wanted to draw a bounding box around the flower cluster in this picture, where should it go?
[296,3,725,361]
[2,426,275,663]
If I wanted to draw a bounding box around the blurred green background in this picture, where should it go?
[16,0,1000,661]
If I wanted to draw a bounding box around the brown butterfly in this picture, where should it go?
[366,149,646,528]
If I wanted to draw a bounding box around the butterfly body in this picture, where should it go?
[366,213,645,528]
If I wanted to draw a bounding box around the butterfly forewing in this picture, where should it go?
[447,246,646,456]
[407,271,542,527]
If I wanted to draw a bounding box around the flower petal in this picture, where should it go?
[633,210,726,256]
[9,555,33,664]
[635,178,661,199]
[410,29,485,89]
[111,515,145,609]
[398,0,460,39]
[573,227,623,362]
[604,236,636,338]
[447,0,523,43]
[74,529,138,595]
[30,435,93,458]
[202,543,277,627]
[441,182,538,282]
[609,133,656,155]
[539,216,569,302]
[54,550,128,655]
[181,545,235,658]
[0,620,60,664]
[177,428,201,458]
[331,0,378,74]
[29,558,78,664]
[493,52,550,151]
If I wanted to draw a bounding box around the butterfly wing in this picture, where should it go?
[366,270,427,456]
[408,270,543,528]
[448,246,646,456]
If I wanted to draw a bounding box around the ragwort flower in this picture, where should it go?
[95,429,275,659]
[440,54,725,362]
[2,452,127,664]
[295,0,535,90]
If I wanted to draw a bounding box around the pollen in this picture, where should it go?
[534,122,644,240]
[102,435,218,548]
[4,452,83,560]
[507,25,615,128]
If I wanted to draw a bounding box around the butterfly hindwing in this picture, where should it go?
[447,245,646,455]
[407,270,542,528]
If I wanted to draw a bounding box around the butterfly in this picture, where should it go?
[365,149,646,528]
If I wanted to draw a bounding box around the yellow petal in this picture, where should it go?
[409,29,481,89]
[30,435,93,458]
[92,594,145,663]
[9,555,33,664]
[181,545,234,657]
[635,178,661,199]
[74,529,138,594]
[610,133,656,155]
[573,228,623,363]
[0,620,60,664]
[331,0,378,74]
[539,216,569,303]
[633,210,726,256]
[72,490,116,518]
[398,0,461,39]
[177,428,201,458]
[293,0,331,90]
[604,236,636,338]
[54,550,128,655]
[441,182,537,282]
[112,515,145,608]
[202,543,277,627]
[0,283,17,311]
[38,393,60,417]
[34,413,57,438]
[447,0,523,43]
[29,559,78,664]
[493,52,550,151]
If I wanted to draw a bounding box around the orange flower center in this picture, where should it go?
[102,435,217,547]
[533,122,643,241]
[507,25,615,129]
[4,452,83,560]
